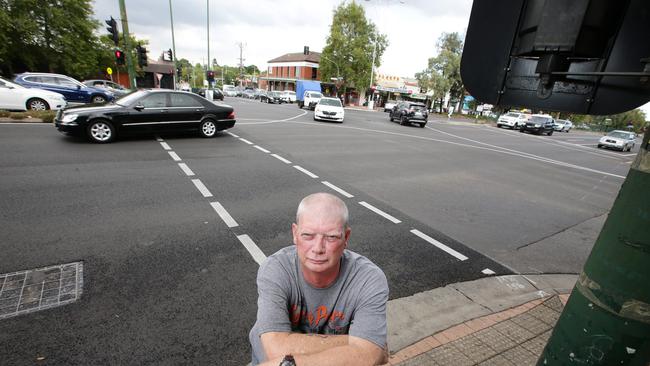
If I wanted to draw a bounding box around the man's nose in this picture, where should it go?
[312,235,327,252]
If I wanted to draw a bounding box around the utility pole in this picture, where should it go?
[206,0,210,88]
[537,128,650,365]
[236,42,246,87]
[169,0,177,90]
[118,0,136,88]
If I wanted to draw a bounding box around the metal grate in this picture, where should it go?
[0,262,84,320]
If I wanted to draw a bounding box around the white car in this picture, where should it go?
[282,91,296,103]
[497,112,530,129]
[314,97,344,123]
[554,119,573,132]
[303,91,323,110]
[598,130,636,152]
[0,76,67,111]
[383,101,397,112]
[222,85,238,97]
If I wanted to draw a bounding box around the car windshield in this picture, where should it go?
[115,90,148,106]
[530,116,551,123]
[0,77,23,89]
[319,98,342,107]
[409,104,426,111]
[607,131,632,139]
[505,113,520,117]
[308,92,323,98]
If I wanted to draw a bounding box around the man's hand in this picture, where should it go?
[260,333,387,366]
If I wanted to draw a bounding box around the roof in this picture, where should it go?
[268,52,321,63]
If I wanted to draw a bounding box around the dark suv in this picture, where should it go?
[14,73,114,104]
[389,101,428,127]
[520,114,555,135]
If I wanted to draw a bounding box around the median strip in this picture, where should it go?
[359,201,401,223]
[410,229,468,261]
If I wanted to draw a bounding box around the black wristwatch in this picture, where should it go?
[279,354,296,366]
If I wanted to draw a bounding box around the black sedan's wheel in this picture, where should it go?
[87,120,115,143]
[400,116,408,125]
[199,119,217,138]
[419,123,426,128]
[520,128,525,133]
[26,98,49,111]
[547,130,553,136]
[91,95,107,104]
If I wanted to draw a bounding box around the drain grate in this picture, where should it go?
[0,261,84,320]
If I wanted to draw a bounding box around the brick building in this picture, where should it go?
[258,49,321,91]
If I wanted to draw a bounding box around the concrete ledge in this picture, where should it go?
[387,275,574,353]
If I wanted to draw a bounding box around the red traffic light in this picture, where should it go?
[114,49,125,65]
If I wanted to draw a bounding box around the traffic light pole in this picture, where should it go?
[537,128,650,365]
[119,0,137,89]
[169,0,177,90]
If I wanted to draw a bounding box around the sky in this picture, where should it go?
[91,0,473,78]
[91,0,650,117]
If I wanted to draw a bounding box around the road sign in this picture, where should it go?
[107,67,113,75]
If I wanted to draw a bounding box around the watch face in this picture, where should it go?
[279,355,295,366]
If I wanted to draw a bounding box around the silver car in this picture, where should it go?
[598,130,636,152]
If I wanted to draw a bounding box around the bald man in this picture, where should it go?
[249,193,389,366]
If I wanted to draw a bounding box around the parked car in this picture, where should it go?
[260,91,284,104]
[0,76,67,111]
[553,119,573,132]
[497,112,530,129]
[196,88,224,101]
[281,91,296,103]
[242,89,255,99]
[54,90,235,143]
[314,97,345,123]
[597,130,636,151]
[82,79,130,97]
[14,72,114,104]
[389,101,428,127]
[222,85,238,97]
[383,101,397,112]
[520,114,555,135]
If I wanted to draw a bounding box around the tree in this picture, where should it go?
[417,32,464,113]
[0,0,101,78]
[320,2,388,98]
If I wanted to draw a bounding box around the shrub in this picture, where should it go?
[0,110,10,118]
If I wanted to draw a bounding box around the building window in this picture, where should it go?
[311,67,317,80]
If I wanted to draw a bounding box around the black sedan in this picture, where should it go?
[55,90,236,143]
[259,91,284,104]
[197,88,224,101]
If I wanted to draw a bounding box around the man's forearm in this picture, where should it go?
[262,332,349,360]
[261,343,387,366]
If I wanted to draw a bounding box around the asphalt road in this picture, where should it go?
[0,97,634,364]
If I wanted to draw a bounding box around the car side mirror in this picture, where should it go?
[134,104,145,111]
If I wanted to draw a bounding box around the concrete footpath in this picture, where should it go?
[385,274,577,365]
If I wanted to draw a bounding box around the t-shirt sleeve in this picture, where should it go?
[348,266,389,349]
[253,257,294,335]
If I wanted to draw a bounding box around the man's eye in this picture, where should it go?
[302,234,315,240]
[326,235,340,242]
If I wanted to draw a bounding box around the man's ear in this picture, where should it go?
[344,227,351,247]
[291,223,298,245]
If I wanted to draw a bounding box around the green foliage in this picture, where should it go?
[0,110,10,117]
[561,109,647,133]
[3,110,56,122]
[320,2,388,94]
[417,33,464,112]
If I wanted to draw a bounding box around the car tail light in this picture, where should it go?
[227,111,235,119]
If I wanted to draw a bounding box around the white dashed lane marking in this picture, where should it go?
[321,181,354,198]
[168,151,182,161]
[239,138,254,145]
[293,165,319,178]
[359,201,401,224]
[178,163,195,176]
[410,229,468,261]
[227,132,240,138]
[159,142,172,150]
[237,234,267,266]
[271,154,292,164]
[482,268,496,275]
[210,202,239,228]
[254,145,271,153]
[191,179,213,198]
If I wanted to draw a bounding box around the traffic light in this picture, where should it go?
[114,49,125,65]
[206,70,215,82]
[136,44,148,67]
[105,17,119,46]
[167,49,173,61]
[176,67,182,78]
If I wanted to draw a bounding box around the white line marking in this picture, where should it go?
[482,268,496,275]
[191,179,213,197]
[237,234,267,265]
[155,137,164,142]
[293,165,319,178]
[410,229,468,261]
[168,151,182,161]
[359,201,401,223]
[254,145,271,153]
[178,163,195,176]
[321,181,354,198]
[159,141,172,150]
[271,154,292,164]
[234,110,308,125]
[210,202,239,228]
[227,132,240,138]
[239,138,254,145]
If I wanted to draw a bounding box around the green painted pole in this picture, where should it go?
[119,0,137,89]
[537,128,650,365]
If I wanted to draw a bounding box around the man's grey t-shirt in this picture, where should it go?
[249,246,389,364]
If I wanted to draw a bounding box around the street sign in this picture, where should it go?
[106,67,113,75]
